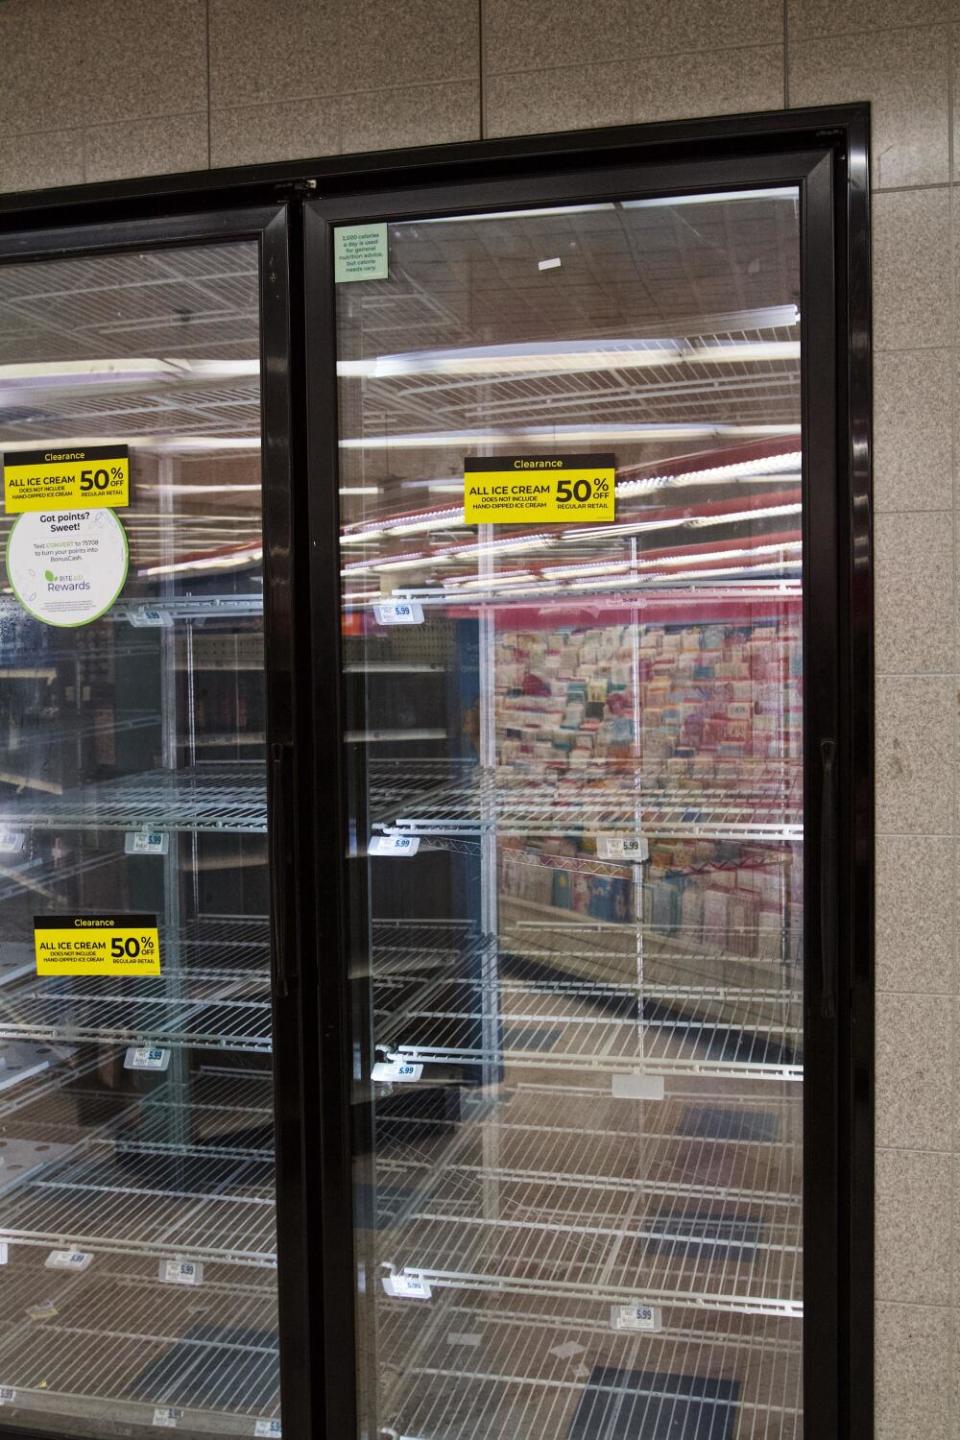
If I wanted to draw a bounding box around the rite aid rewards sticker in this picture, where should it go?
[34,914,160,977]
[4,445,129,513]
[464,453,615,525]
[6,509,128,628]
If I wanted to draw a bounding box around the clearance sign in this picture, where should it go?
[34,914,160,977]
[4,446,130,513]
[464,453,615,524]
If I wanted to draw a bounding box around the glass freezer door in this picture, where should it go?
[334,191,804,1440]
[0,241,281,1436]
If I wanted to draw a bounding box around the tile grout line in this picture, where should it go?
[204,0,212,170]
[478,0,485,139]
[783,0,789,107]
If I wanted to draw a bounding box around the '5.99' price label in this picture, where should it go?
[34,914,160,977]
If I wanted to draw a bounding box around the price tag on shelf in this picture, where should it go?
[369,835,420,858]
[254,1423,282,1438]
[45,1249,93,1272]
[125,1047,171,1072]
[596,835,649,862]
[152,1408,182,1429]
[382,1269,432,1300]
[127,606,173,628]
[373,601,424,626]
[125,831,169,856]
[0,1243,10,1266]
[611,1303,661,1333]
[0,1387,15,1405]
[371,1058,423,1083]
[160,1259,204,1286]
[0,832,24,855]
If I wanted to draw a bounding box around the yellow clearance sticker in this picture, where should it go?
[4,446,130,514]
[464,453,616,525]
[34,913,160,977]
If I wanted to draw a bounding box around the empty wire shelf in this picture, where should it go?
[369,760,802,843]
[0,1259,279,1434]
[0,1147,276,1267]
[378,1293,801,1440]
[0,764,267,834]
[0,971,273,1052]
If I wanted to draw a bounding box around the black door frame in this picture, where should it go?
[302,116,872,1440]
[0,204,318,1440]
[0,103,872,1440]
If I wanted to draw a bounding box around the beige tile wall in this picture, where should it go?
[0,0,956,1432]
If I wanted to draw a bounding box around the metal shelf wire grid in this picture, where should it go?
[0,764,267,834]
[378,1292,801,1440]
[369,759,802,842]
[370,1078,801,1316]
[0,1147,276,1267]
[0,1259,279,1434]
[0,971,272,1052]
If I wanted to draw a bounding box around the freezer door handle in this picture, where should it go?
[820,737,838,1020]
[270,740,292,998]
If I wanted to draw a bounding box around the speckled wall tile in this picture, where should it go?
[876,1303,952,1440]
[876,1149,952,1304]
[85,115,209,184]
[875,511,953,674]
[876,835,955,993]
[789,26,951,189]
[0,130,84,194]
[633,45,784,123]
[874,349,954,512]
[875,675,955,835]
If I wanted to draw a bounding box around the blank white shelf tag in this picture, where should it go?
[160,1259,204,1286]
[45,1249,92,1272]
[0,833,24,855]
[373,601,424,626]
[550,1341,586,1359]
[0,1243,9,1266]
[371,1058,423,1083]
[538,257,562,271]
[254,1422,282,1437]
[125,1047,171,1072]
[611,1303,662,1333]
[125,831,169,856]
[612,1073,665,1101]
[369,835,420,857]
[597,835,649,862]
[0,1387,14,1405]
[382,1270,432,1300]
[152,1408,182,1428]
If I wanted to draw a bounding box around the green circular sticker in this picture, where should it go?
[6,509,129,627]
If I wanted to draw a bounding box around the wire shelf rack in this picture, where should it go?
[0,1146,277,1267]
[378,1291,801,1440]
[369,760,803,842]
[0,764,267,835]
[374,969,801,1081]
[0,1257,279,1435]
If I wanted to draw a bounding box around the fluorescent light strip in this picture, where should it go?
[416,203,617,224]
[616,451,802,497]
[622,188,798,207]
[339,424,800,450]
[337,337,799,380]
